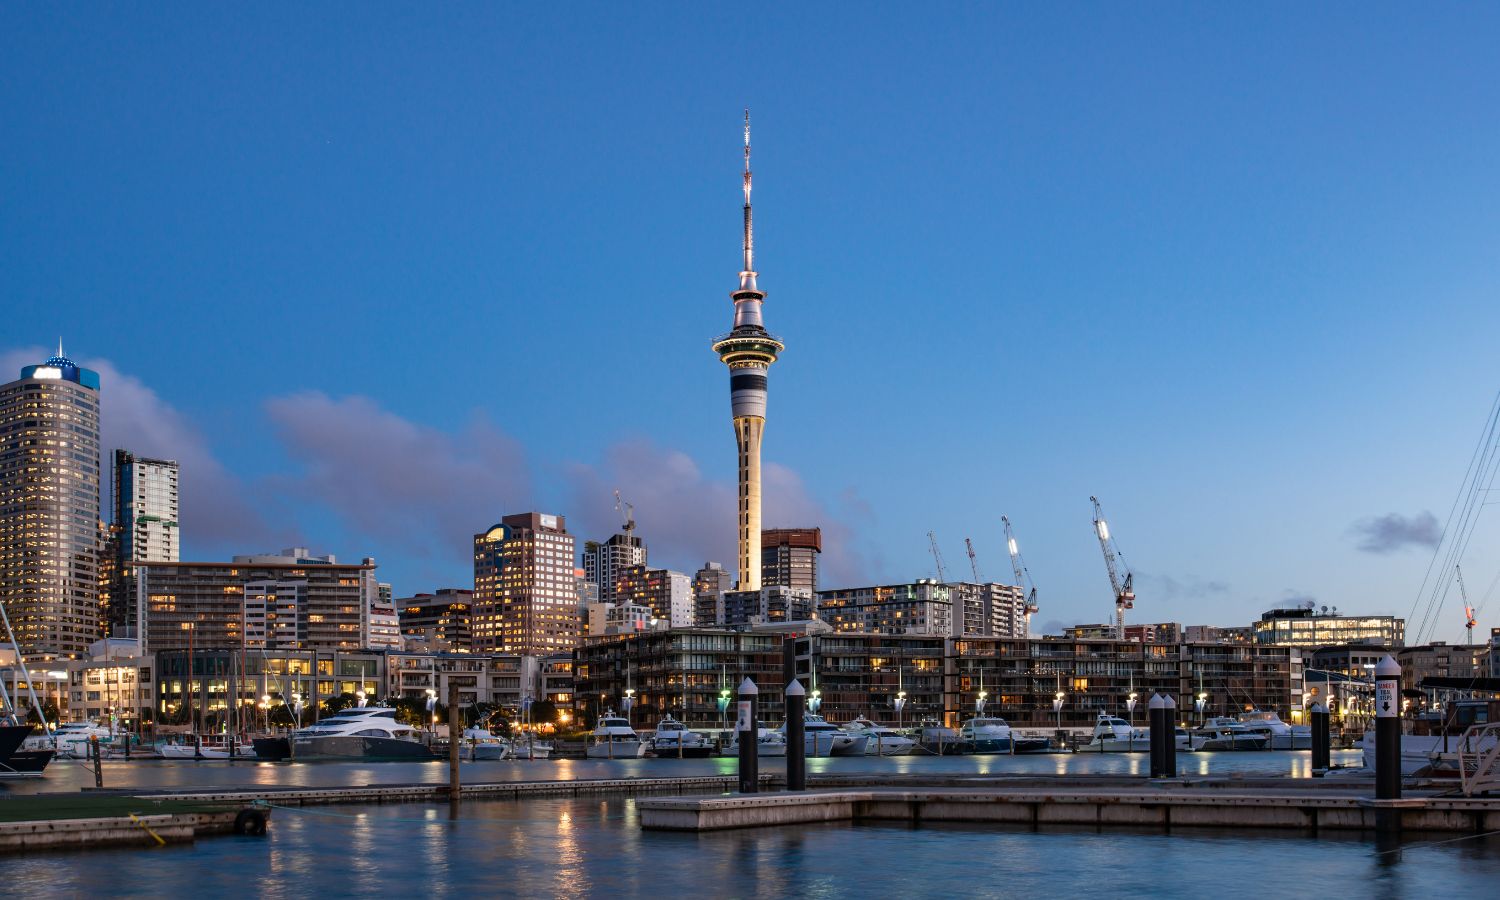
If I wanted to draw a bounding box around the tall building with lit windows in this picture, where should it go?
[105,449,179,635]
[0,348,102,659]
[472,513,579,654]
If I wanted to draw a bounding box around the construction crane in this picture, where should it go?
[1089,496,1135,640]
[1458,565,1476,644]
[927,531,950,584]
[613,489,635,536]
[1000,515,1039,630]
[964,537,983,583]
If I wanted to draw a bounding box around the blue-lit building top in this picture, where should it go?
[21,352,101,391]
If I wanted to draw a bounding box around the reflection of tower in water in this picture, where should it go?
[712,111,783,590]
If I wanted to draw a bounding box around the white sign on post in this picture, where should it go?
[736,700,753,733]
[1375,679,1397,718]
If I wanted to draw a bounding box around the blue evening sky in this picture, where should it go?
[4,5,1499,641]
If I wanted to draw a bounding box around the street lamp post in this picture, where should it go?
[1053,691,1065,732]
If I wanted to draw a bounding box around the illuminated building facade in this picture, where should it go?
[472,513,579,655]
[761,527,821,593]
[0,349,102,659]
[581,532,645,603]
[712,112,784,591]
[396,588,473,651]
[1253,607,1405,647]
[106,449,179,635]
[817,581,954,636]
[612,563,693,627]
[130,550,380,653]
[692,561,733,626]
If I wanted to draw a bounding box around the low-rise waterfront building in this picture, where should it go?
[1254,606,1404,648]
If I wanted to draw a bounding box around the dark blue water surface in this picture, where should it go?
[8,792,1500,898]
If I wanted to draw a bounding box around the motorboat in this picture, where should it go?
[643,715,714,758]
[842,716,917,755]
[1192,718,1269,751]
[1238,710,1312,750]
[1080,712,1149,752]
[158,733,257,759]
[958,716,1014,754]
[779,713,864,756]
[722,725,788,757]
[916,719,971,755]
[586,711,643,759]
[25,721,114,758]
[511,734,553,760]
[289,707,434,759]
[1357,726,1500,776]
[462,726,511,760]
[0,724,53,778]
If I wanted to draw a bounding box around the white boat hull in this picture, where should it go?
[586,740,643,759]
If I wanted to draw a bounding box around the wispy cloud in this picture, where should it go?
[263,392,532,564]
[1133,572,1230,602]
[1350,511,1442,554]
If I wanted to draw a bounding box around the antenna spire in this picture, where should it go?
[740,109,755,283]
[58,337,64,358]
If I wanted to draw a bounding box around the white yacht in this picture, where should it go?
[1080,712,1149,752]
[511,733,553,760]
[958,716,1014,754]
[586,712,643,759]
[842,716,917,755]
[25,721,114,758]
[1192,717,1269,751]
[644,715,714,758]
[462,726,511,760]
[290,707,432,759]
[158,733,257,759]
[779,713,864,756]
[1237,710,1311,749]
[722,725,788,757]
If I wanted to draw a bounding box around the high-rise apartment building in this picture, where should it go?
[761,527,821,593]
[0,350,102,659]
[723,585,815,626]
[472,513,579,655]
[817,581,954,636]
[581,532,646,602]
[947,582,1029,638]
[693,562,733,627]
[613,564,693,627]
[106,450,179,635]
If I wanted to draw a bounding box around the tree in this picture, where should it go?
[527,699,559,726]
[322,692,357,715]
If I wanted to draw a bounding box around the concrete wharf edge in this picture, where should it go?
[128,774,777,806]
[636,787,1500,834]
[0,808,248,853]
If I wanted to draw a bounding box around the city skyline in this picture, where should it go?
[5,7,1500,643]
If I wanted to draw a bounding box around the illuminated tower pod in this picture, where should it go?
[712,110,783,591]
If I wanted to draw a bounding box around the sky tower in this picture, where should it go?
[712,111,784,590]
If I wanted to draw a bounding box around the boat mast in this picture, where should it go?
[0,599,50,735]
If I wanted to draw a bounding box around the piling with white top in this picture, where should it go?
[785,679,806,792]
[737,678,759,794]
[1375,655,1401,801]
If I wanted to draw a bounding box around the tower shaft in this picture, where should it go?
[735,416,764,591]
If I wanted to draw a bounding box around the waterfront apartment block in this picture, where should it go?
[154,647,385,730]
[1253,606,1405,647]
[1065,621,1184,644]
[472,513,579,655]
[1395,642,1488,702]
[761,527,821,593]
[817,581,953,636]
[692,562,733,627]
[0,350,102,659]
[572,629,789,730]
[581,532,646,603]
[613,564,693,627]
[573,630,1305,731]
[130,550,381,654]
[396,588,474,651]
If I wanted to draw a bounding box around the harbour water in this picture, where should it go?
[8,790,1500,898]
[5,748,1366,795]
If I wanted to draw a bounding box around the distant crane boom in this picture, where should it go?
[1000,515,1039,632]
[927,531,950,584]
[1090,496,1135,640]
[1458,565,1476,644]
[614,489,635,536]
[964,537,983,583]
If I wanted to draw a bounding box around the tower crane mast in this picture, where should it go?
[1089,496,1135,640]
[1000,515,1039,633]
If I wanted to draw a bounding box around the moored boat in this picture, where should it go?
[1238,709,1311,750]
[289,707,434,759]
[958,716,1013,754]
[842,716,916,755]
[1080,712,1149,752]
[643,715,714,758]
[1192,718,1269,751]
[586,711,643,759]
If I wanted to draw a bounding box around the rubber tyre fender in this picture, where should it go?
[233,808,268,836]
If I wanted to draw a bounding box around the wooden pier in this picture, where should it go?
[0,795,268,853]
